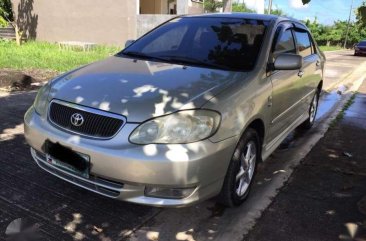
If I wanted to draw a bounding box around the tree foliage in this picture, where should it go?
[265,6,287,16]
[357,1,366,26]
[304,18,366,47]
[232,2,255,13]
[232,2,287,16]
[0,0,13,21]
[204,0,224,13]
[0,0,13,27]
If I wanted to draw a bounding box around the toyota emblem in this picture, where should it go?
[70,113,84,127]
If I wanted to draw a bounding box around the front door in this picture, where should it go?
[268,24,300,142]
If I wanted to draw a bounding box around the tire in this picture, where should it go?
[217,128,260,207]
[299,90,319,130]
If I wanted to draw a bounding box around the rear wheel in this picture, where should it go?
[299,90,319,130]
[218,128,259,207]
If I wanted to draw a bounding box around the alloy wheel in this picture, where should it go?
[309,94,318,124]
[235,141,257,197]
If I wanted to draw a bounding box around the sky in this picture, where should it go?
[241,0,365,25]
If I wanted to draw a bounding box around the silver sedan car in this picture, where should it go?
[24,13,325,207]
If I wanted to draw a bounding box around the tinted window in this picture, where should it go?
[358,41,366,47]
[273,29,296,57]
[143,25,188,53]
[122,17,269,71]
[294,30,312,57]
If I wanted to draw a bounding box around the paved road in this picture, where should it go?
[323,50,364,91]
[0,51,365,241]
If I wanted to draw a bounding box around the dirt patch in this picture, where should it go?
[0,68,59,91]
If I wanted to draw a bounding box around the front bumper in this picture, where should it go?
[355,50,366,55]
[24,106,237,207]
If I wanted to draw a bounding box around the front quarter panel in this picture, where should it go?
[205,71,272,144]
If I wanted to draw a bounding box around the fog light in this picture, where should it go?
[145,186,196,199]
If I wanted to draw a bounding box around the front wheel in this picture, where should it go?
[299,91,319,130]
[218,128,259,207]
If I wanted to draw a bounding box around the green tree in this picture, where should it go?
[304,18,366,47]
[0,0,24,45]
[0,0,13,22]
[204,0,224,13]
[232,2,255,12]
[357,1,366,26]
[0,0,13,27]
[329,21,366,47]
[265,6,287,16]
[304,17,332,45]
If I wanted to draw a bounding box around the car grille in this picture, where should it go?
[48,100,125,138]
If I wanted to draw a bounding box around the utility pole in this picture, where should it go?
[344,0,354,49]
[267,0,273,14]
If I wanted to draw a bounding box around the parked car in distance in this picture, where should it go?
[24,13,325,207]
[354,40,366,56]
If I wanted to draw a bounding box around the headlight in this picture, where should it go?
[34,83,51,116]
[129,110,221,144]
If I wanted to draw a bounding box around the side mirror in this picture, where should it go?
[125,39,135,48]
[274,53,303,70]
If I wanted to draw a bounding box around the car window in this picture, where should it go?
[358,41,366,47]
[294,30,313,57]
[273,29,296,58]
[142,25,188,54]
[122,17,269,71]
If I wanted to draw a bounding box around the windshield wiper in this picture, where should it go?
[119,51,168,62]
[160,55,234,71]
[120,52,235,70]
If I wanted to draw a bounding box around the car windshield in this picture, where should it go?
[120,17,269,71]
[358,41,366,46]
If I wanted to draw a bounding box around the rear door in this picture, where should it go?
[293,28,322,118]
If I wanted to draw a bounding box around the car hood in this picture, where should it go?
[49,56,242,122]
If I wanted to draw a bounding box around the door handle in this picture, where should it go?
[298,70,304,77]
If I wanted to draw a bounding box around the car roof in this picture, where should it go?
[184,12,277,21]
[182,12,307,28]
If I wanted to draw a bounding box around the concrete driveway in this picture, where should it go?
[0,50,365,241]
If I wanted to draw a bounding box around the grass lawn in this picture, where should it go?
[319,46,344,52]
[0,40,347,73]
[0,40,121,72]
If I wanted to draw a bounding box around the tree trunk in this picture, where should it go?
[223,0,232,12]
[15,25,22,46]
